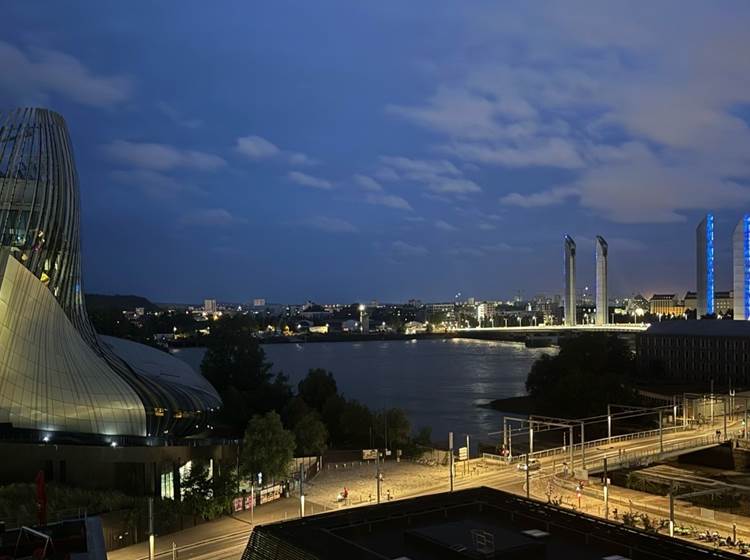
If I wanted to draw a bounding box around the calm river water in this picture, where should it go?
[171,339,556,443]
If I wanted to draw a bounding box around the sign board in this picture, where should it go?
[458,447,468,461]
[233,498,244,513]
[244,495,254,510]
[259,484,284,505]
[573,468,589,482]
[362,449,378,461]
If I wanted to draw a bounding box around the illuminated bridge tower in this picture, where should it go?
[696,213,715,318]
[595,236,608,324]
[564,235,576,326]
[733,215,750,320]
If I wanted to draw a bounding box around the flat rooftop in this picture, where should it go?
[644,319,750,337]
[241,486,735,560]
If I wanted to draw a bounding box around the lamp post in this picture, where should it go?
[449,432,454,492]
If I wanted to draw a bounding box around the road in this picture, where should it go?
[110,422,741,559]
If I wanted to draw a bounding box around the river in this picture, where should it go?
[171,338,556,443]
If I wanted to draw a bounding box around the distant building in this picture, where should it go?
[636,320,750,384]
[564,235,576,326]
[253,298,266,307]
[715,290,733,317]
[696,213,715,317]
[404,321,427,334]
[595,236,608,324]
[649,294,684,317]
[204,298,217,314]
[734,214,750,320]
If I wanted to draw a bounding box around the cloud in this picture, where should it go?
[366,193,412,210]
[447,246,485,258]
[0,41,132,107]
[157,101,203,128]
[381,5,750,222]
[288,171,333,190]
[103,140,226,171]
[236,135,317,166]
[235,135,281,159]
[392,240,428,257]
[378,156,481,195]
[500,187,579,208]
[435,220,457,231]
[478,222,496,231]
[354,174,383,192]
[440,138,584,169]
[180,208,244,227]
[111,169,197,198]
[353,174,412,210]
[302,216,357,233]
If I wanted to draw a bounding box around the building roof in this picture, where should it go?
[101,336,221,407]
[241,487,737,560]
[650,294,676,301]
[644,319,750,337]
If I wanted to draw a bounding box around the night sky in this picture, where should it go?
[2,2,750,303]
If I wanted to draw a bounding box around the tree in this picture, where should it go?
[201,315,292,434]
[201,314,271,392]
[181,463,215,520]
[377,408,411,449]
[241,412,296,482]
[298,369,339,412]
[525,333,638,418]
[338,400,374,447]
[294,412,328,456]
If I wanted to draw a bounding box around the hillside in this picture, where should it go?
[84,294,160,312]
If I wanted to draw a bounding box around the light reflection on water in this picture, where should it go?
[172,338,556,443]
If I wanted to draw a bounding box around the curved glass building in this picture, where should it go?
[0,108,220,438]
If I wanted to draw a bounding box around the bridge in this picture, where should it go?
[458,324,648,335]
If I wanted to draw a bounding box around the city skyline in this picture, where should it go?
[2,3,750,303]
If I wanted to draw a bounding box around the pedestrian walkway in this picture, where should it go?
[109,496,328,560]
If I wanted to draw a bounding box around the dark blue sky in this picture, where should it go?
[3,2,750,303]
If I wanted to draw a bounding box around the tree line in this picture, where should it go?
[201,314,430,483]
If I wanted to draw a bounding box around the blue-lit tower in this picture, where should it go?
[696,214,715,318]
[733,215,750,320]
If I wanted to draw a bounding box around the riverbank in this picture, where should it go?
[479,395,540,415]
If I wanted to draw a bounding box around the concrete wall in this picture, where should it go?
[0,441,237,495]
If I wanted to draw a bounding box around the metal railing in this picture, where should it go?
[483,424,696,465]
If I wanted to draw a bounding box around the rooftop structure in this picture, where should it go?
[241,486,738,560]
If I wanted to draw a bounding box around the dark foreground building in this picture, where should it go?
[241,487,734,560]
[636,320,750,385]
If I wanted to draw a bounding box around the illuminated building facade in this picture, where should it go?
[563,235,576,326]
[0,108,220,439]
[696,214,715,318]
[734,215,750,320]
[595,235,608,324]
